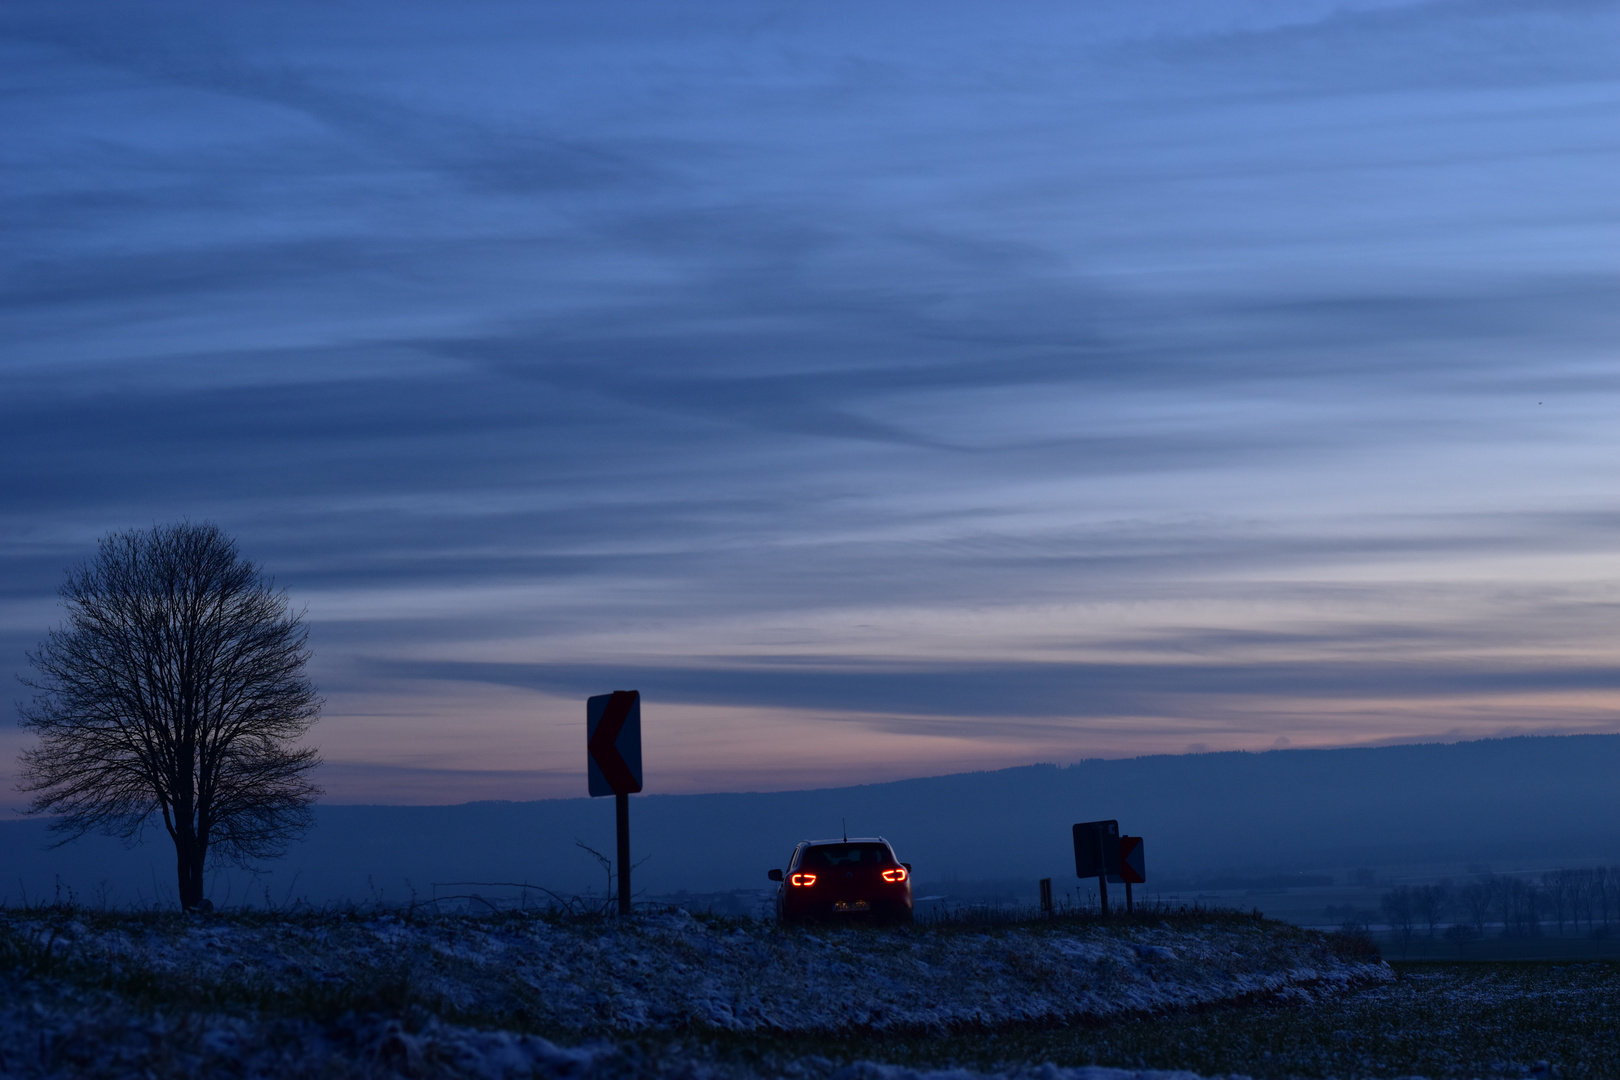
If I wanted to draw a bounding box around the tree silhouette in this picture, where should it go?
[1413,882,1450,938]
[18,523,321,911]
[1459,880,1494,938]
[1380,885,1417,956]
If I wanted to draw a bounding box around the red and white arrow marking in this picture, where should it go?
[589,690,642,794]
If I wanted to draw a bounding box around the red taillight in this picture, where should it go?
[789,872,817,887]
[882,867,908,883]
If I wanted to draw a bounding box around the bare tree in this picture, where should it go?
[1575,868,1599,932]
[1413,882,1450,938]
[1498,877,1542,938]
[18,523,321,911]
[1380,885,1417,956]
[1543,869,1572,935]
[1459,880,1493,938]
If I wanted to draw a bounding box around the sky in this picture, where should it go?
[3,0,1618,809]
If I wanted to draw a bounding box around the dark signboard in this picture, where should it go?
[1072,819,1121,879]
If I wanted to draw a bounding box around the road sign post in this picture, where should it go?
[1072,819,1120,916]
[615,792,630,915]
[587,690,643,916]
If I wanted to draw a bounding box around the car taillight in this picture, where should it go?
[789,872,817,887]
[882,867,908,883]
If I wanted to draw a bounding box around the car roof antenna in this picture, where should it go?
[842,818,847,842]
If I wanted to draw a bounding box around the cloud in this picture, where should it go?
[2,5,651,197]
[1139,0,1620,97]
[3,0,1618,798]
[356,656,1620,721]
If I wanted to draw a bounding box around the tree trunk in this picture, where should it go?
[175,831,207,911]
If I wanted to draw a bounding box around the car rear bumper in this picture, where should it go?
[779,896,913,923]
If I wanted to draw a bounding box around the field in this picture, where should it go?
[748,961,1620,1079]
[0,905,1615,1078]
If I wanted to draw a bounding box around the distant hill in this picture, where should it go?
[4,734,1620,908]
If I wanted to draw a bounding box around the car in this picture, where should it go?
[768,836,914,925]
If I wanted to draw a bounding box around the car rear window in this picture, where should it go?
[800,843,893,868]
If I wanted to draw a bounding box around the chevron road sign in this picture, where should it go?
[587,690,643,797]
[1104,833,1147,914]
[587,690,643,917]
[1118,836,1146,885]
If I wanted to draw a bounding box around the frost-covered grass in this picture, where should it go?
[5,904,1612,1078]
[0,906,1381,1035]
[0,905,1390,1078]
[762,960,1620,1079]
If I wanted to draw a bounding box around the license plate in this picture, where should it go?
[833,901,870,912]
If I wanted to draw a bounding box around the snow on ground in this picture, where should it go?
[0,909,1390,1077]
[0,990,1223,1080]
[0,909,1389,1036]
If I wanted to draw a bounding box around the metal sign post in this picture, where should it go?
[587,690,643,916]
[1072,819,1120,916]
[615,791,630,915]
